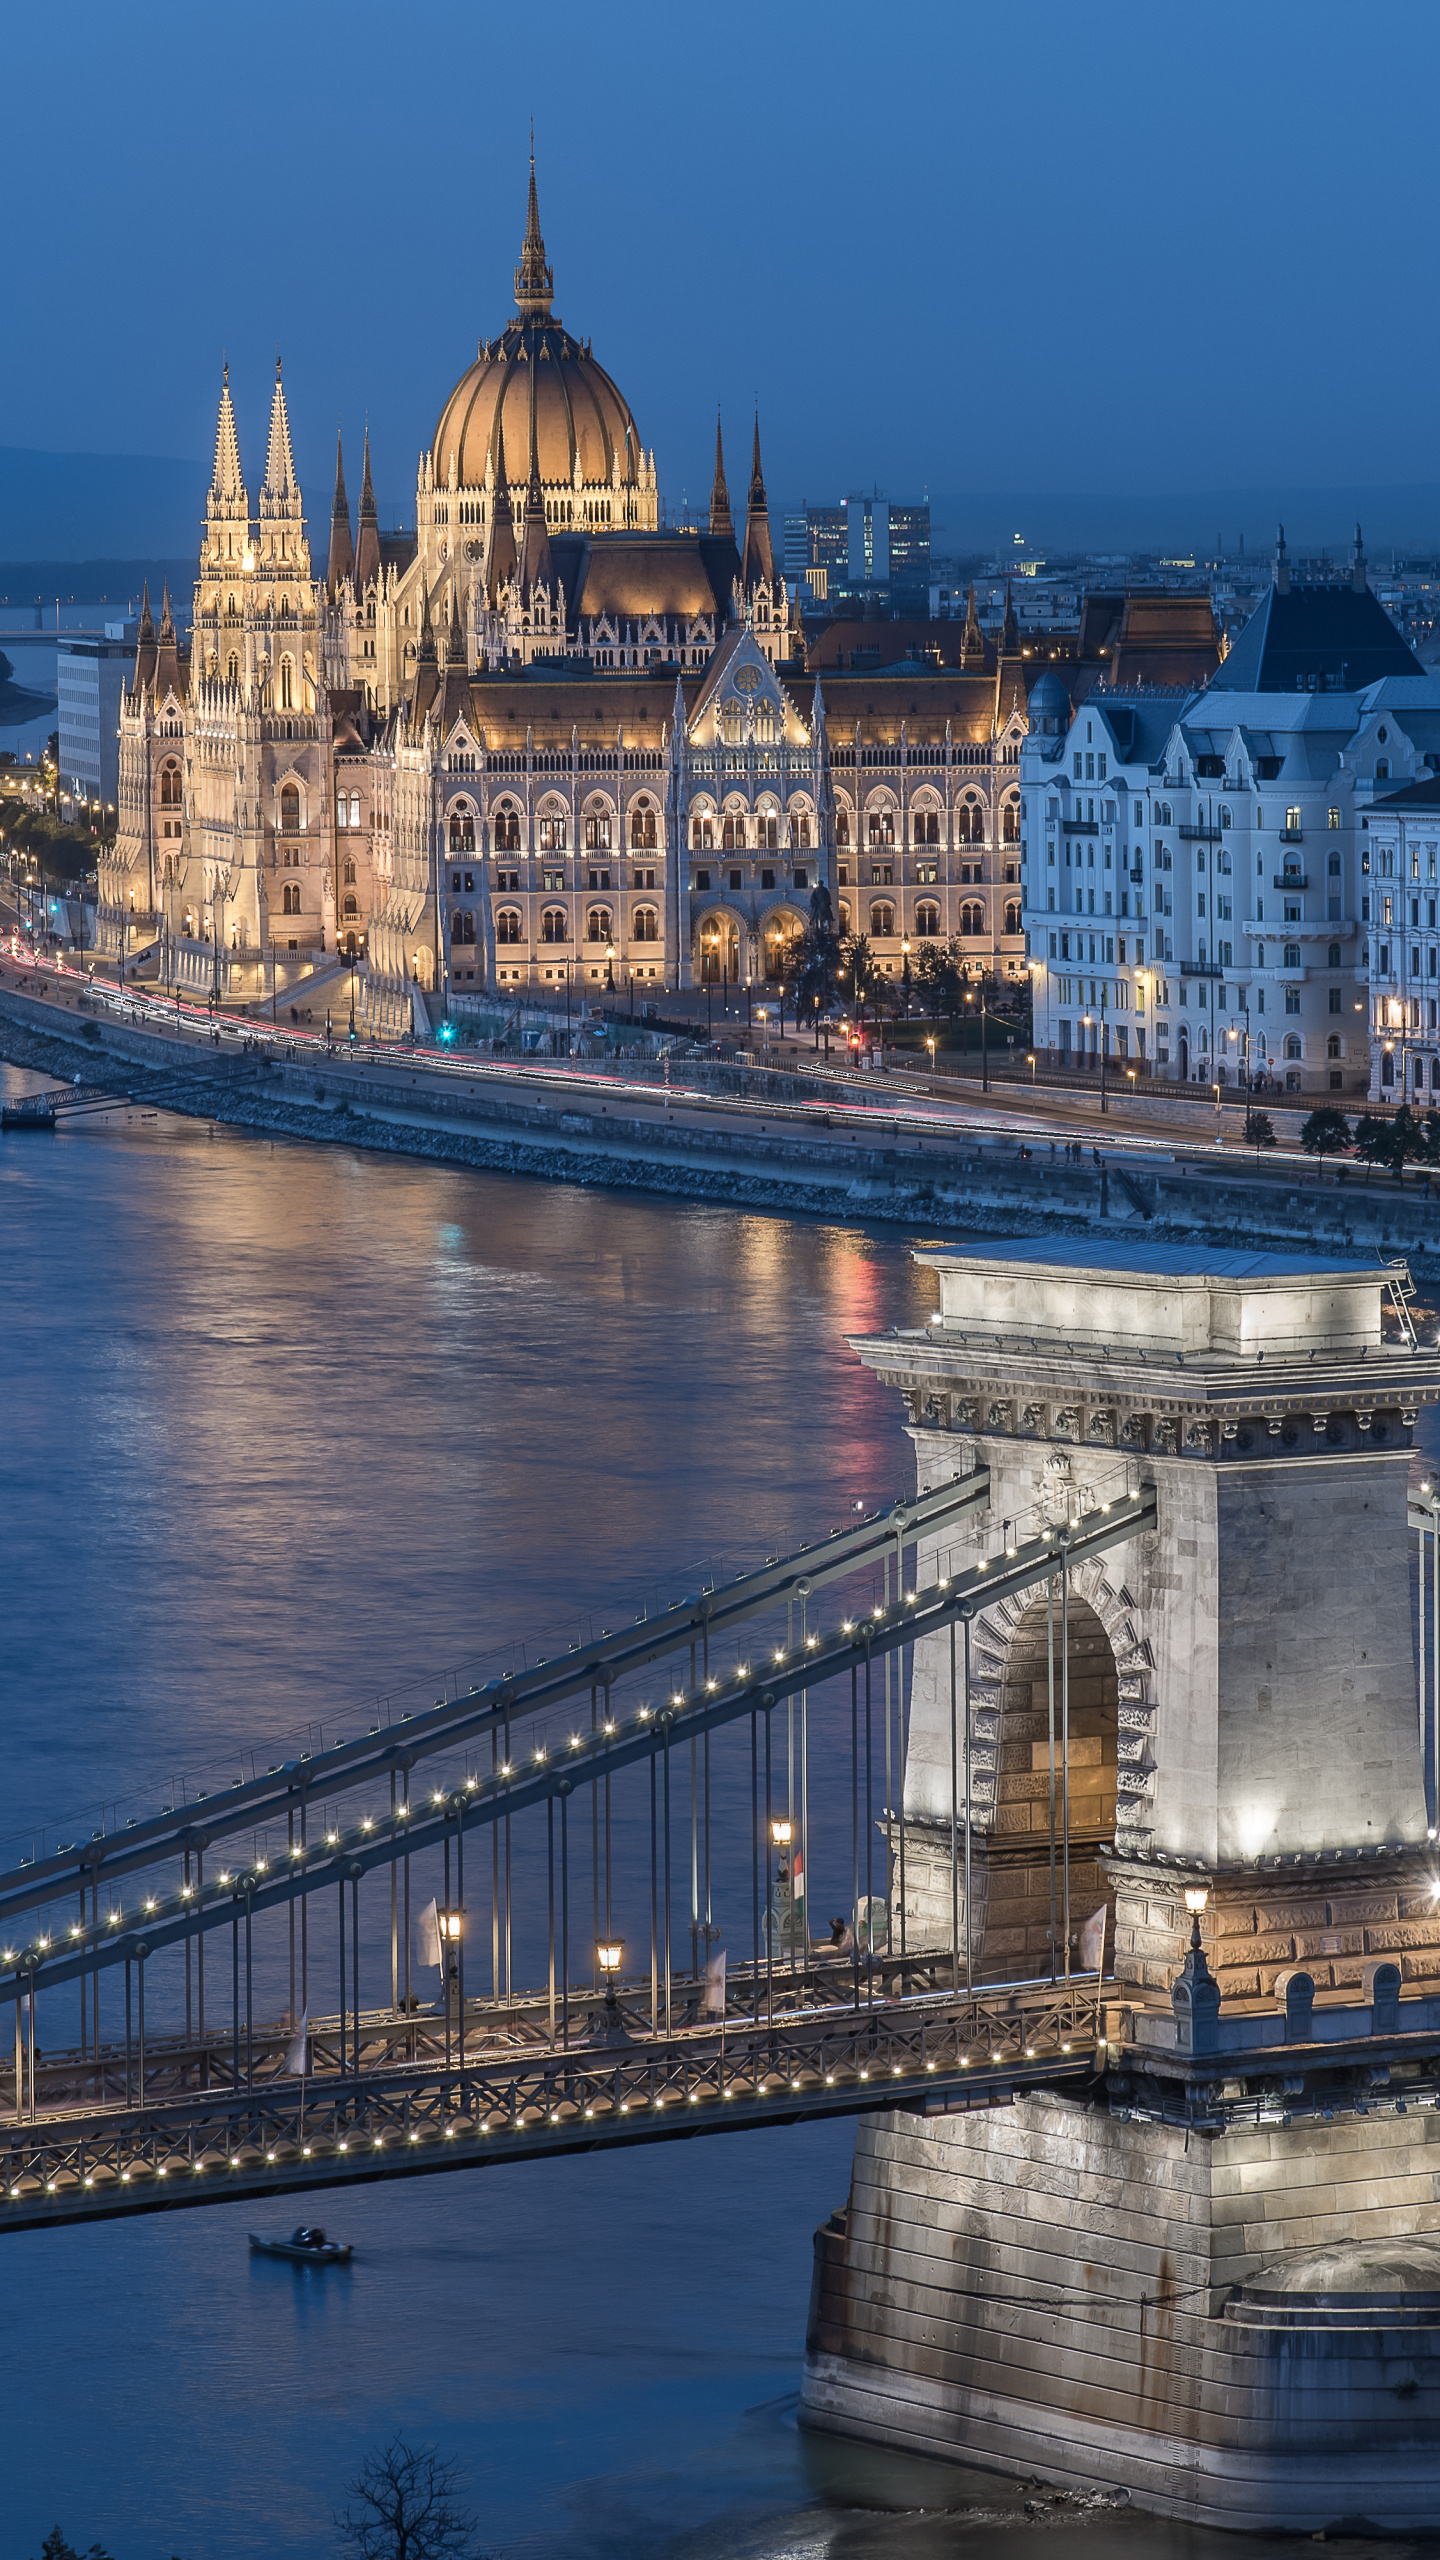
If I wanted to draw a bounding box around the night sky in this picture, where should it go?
[6,0,1440,545]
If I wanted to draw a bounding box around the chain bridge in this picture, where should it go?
[3,1465,1147,2231]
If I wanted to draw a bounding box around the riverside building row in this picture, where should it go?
[1021,528,1440,1098]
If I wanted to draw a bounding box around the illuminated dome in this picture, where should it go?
[431,156,648,506]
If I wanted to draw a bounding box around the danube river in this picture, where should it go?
[0,1070,1361,2560]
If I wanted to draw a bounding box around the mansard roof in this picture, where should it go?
[809,667,1013,746]
[1207,579,1422,694]
[1371,773,1440,813]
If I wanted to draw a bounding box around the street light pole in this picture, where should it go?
[1099,981,1108,1114]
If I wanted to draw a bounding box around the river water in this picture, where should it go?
[0,1069,1370,2560]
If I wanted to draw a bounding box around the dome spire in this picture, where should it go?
[515,127,554,318]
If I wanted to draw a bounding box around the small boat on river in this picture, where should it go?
[249,2224,353,2266]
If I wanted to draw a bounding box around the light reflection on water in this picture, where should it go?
[0,1068,1418,2560]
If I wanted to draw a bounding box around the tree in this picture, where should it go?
[1423,1109,1440,1167]
[1243,1109,1276,1157]
[1298,1105,1350,1167]
[33,2531,116,2560]
[794,882,841,1032]
[336,2436,481,2560]
[1353,1112,1392,1180]
[838,932,876,1023]
[1385,1102,1428,1177]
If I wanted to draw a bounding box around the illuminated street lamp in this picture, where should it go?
[1183,1884,1209,1951]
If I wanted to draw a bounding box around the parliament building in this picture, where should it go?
[103,159,1106,1027]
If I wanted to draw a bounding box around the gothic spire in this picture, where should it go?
[485,407,518,602]
[262,356,298,499]
[708,411,732,539]
[354,425,381,593]
[138,580,154,641]
[327,428,354,590]
[514,130,554,318]
[211,362,244,501]
[740,408,774,590]
[1001,578,1019,653]
[518,355,554,597]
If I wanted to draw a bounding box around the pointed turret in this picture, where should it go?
[132,580,157,694]
[1000,578,1020,654]
[154,581,182,699]
[262,357,298,499]
[354,426,381,594]
[484,409,518,602]
[514,131,554,319]
[961,581,985,667]
[1351,520,1368,594]
[518,362,554,598]
[740,410,775,591]
[708,413,732,539]
[212,364,244,502]
[327,429,354,591]
[416,580,436,665]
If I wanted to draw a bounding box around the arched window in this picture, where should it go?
[914,809,939,845]
[1284,943,1301,968]
[868,807,895,848]
[449,808,476,852]
[630,804,657,850]
[915,900,940,937]
[1376,760,1390,781]
[870,900,895,937]
[282,882,300,916]
[538,810,567,852]
[835,811,850,846]
[343,858,356,885]
[587,907,613,944]
[541,908,568,943]
[1327,942,1342,968]
[342,894,358,920]
[1327,1034,1341,1059]
[722,816,737,851]
[691,814,713,850]
[226,653,239,686]
[495,802,521,852]
[583,811,611,852]
[759,812,778,850]
[451,911,476,946]
[1284,1035,1302,1060]
[160,761,181,809]
[280,783,300,832]
[279,656,294,711]
[495,909,523,945]
[633,906,659,942]
[960,901,983,936]
[838,901,851,934]
[1002,801,1019,843]
[1004,899,1022,934]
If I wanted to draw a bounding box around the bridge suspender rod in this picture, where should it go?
[1047,1577,1058,1986]
[0,1474,994,1929]
[14,1493,1156,2004]
[1061,1559,1072,1984]
[865,1642,874,2011]
[963,1614,973,1998]
[948,1624,959,1993]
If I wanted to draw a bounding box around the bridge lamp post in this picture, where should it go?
[1183,1884,1209,1951]
[596,1938,624,2017]
[769,1817,795,1987]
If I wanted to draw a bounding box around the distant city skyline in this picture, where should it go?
[7,0,1440,559]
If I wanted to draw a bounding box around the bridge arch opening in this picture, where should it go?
[974,1591,1118,1976]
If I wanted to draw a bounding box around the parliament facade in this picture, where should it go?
[103,162,1050,1025]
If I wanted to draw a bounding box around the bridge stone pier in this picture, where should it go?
[802,1242,1440,2532]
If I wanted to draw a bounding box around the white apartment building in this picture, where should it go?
[1021,534,1440,1096]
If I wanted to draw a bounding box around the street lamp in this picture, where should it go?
[596,1937,624,2017]
[1027,1050,1036,1090]
[1183,1884,1209,1951]
[925,1034,936,1075]
[605,940,615,994]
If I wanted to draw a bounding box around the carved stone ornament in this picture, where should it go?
[1051,1406,1079,1439]
[1118,1410,1147,1447]
[986,1399,1012,1432]
[1088,1409,1115,1443]
[953,1398,978,1430]
[1152,1416,1178,1453]
[1185,1418,1214,1454]
[1021,1402,1046,1434]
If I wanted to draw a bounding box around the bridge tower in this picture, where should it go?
[804,1240,1440,2532]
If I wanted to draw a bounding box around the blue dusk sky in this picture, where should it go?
[5,0,1440,557]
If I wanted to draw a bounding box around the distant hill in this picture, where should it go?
[0,446,208,559]
[0,560,195,611]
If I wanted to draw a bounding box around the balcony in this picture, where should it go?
[1180,958,1224,978]
[1178,823,1221,841]
[1063,820,1098,836]
[1279,827,1304,843]
[1128,866,1144,882]
[1272,871,1309,890]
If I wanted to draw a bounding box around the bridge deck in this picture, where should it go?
[0,1973,1103,2231]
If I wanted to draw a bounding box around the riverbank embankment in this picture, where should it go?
[0,977,1435,1270]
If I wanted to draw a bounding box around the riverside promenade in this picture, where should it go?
[1,949,1437,1268]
